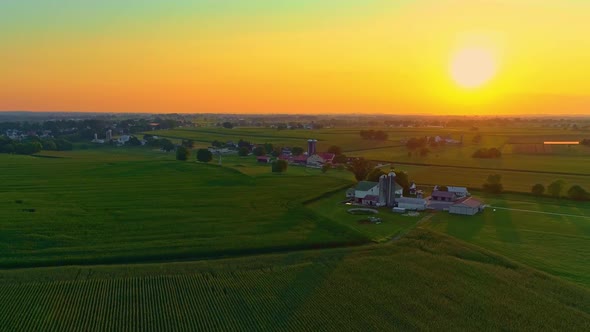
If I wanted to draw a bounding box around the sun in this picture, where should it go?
[450,47,497,89]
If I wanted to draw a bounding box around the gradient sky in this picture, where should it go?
[1,0,589,115]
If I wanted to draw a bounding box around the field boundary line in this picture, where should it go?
[369,160,590,177]
[488,206,590,219]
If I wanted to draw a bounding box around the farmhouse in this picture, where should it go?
[449,197,485,215]
[447,186,469,197]
[351,181,380,204]
[346,173,403,207]
[396,197,427,211]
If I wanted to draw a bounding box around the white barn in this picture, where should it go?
[396,197,427,211]
[449,197,484,215]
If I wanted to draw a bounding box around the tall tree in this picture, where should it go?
[483,174,503,194]
[547,180,565,197]
[347,158,370,182]
[531,184,545,196]
[327,145,342,155]
[196,149,213,163]
[176,146,189,161]
[272,160,288,173]
[567,185,588,201]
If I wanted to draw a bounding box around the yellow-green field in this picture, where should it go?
[0,230,588,331]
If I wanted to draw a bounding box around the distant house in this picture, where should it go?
[307,153,335,166]
[256,156,271,163]
[396,197,427,211]
[449,197,485,215]
[431,190,457,202]
[291,155,308,165]
[117,135,130,144]
[447,186,470,198]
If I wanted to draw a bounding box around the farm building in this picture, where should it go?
[449,197,485,215]
[362,195,380,206]
[346,176,402,207]
[396,197,427,211]
[352,181,380,203]
[256,156,271,163]
[431,190,457,202]
[447,186,470,197]
[307,153,335,166]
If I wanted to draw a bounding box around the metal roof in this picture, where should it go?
[355,181,379,191]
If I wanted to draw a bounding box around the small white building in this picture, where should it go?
[447,186,470,198]
[396,197,427,211]
[117,135,130,144]
[449,197,484,215]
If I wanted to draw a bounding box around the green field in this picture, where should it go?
[0,150,367,267]
[0,230,588,331]
[2,128,590,329]
[423,193,590,287]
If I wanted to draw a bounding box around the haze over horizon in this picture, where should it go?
[2,1,589,115]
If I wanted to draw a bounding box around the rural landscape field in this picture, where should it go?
[3,0,590,330]
[1,118,590,330]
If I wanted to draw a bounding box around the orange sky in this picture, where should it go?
[1,0,589,115]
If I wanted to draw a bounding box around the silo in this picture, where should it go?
[307,139,314,156]
[387,172,397,207]
[378,174,389,206]
[312,139,317,155]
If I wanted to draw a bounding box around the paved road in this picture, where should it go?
[488,206,590,219]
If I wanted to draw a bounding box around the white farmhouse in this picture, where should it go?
[447,186,470,198]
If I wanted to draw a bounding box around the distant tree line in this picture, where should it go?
[0,136,72,155]
[360,130,388,141]
[531,180,589,201]
[0,117,185,146]
[472,148,502,159]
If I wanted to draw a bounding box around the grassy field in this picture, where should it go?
[0,229,588,331]
[423,193,590,287]
[304,190,419,242]
[0,149,368,268]
[2,140,589,329]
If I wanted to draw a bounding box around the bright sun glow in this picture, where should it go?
[450,48,497,89]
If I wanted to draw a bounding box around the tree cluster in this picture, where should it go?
[272,160,288,173]
[143,135,175,152]
[348,160,411,194]
[196,149,213,162]
[360,130,388,141]
[405,137,428,150]
[483,174,503,194]
[532,180,589,201]
[0,136,72,155]
[472,148,502,159]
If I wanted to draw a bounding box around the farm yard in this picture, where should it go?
[1,125,590,329]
